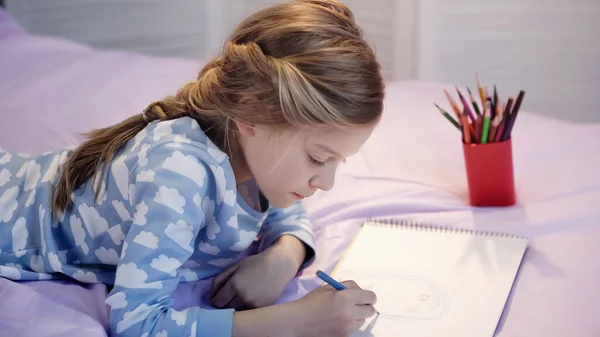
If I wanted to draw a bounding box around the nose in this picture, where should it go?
[309,168,336,192]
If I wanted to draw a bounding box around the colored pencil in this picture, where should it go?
[494,124,505,142]
[492,85,499,119]
[485,87,492,119]
[488,114,501,141]
[434,103,460,130]
[444,89,462,118]
[447,91,473,136]
[495,111,507,142]
[462,111,471,144]
[435,73,525,145]
[467,113,476,138]
[484,100,492,122]
[491,99,505,141]
[316,270,380,315]
[456,86,477,123]
[496,99,503,122]
[467,87,482,117]
[444,89,475,136]
[503,97,515,125]
[456,109,465,140]
[476,73,486,113]
[481,104,491,144]
[501,91,525,141]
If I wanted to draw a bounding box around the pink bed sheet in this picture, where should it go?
[0,9,201,154]
[2,8,600,337]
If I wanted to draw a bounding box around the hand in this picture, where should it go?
[210,238,304,310]
[290,280,378,337]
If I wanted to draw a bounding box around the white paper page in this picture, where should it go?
[331,222,528,337]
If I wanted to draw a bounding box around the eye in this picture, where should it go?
[308,154,326,167]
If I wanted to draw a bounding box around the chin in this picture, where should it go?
[262,192,296,209]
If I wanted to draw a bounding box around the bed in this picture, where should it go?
[1,8,600,337]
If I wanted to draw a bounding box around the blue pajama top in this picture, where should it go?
[0,116,316,337]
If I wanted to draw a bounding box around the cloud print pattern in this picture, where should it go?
[0,117,316,337]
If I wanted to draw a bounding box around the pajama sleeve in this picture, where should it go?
[256,200,316,269]
[105,143,234,337]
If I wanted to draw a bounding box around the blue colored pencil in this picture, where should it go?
[316,270,347,290]
[316,270,380,315]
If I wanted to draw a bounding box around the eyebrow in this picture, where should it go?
[316,144,343,159]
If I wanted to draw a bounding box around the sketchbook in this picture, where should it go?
[330,219,528,337]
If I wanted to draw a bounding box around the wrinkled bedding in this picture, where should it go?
[1,8,599,337]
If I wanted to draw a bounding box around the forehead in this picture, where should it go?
[301,124,376,156]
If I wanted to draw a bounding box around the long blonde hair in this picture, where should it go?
[52,0,385,213]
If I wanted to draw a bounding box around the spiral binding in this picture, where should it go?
[365,217,527,240]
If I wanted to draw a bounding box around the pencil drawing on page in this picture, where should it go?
[347,273,450,322]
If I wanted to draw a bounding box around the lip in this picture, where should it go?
[293,193,306,199]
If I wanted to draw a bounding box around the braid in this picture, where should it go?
[224,41,344,127]
[53,63,223,213]
[52,0,385,215]
[141,101,170,123]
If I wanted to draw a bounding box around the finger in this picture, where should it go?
[352,304,377,319]
[211,280,237,309]
[340,280,360,289]
[224,294,241,310]
[210,264,239,298]
[351,289,377,305]
[227,294,251,311]
[210,264,239,299]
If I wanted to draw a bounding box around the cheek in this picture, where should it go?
[246,138,279,171]
[271,154,312,186]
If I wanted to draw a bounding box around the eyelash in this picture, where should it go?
[309,155,326,167]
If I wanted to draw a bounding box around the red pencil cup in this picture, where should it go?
[462,138,516,207]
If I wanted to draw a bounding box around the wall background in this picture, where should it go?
[5,0,600,123]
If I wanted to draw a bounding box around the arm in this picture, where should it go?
[232,301,298,337]
[256,200,317,271]
[106,143,232,337]
[208,200,317,311]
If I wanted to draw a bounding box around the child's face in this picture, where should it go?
[238,122,377,208]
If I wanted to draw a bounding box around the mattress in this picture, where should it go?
[1,8,599,337]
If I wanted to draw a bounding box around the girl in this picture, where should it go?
[0,0,384,336]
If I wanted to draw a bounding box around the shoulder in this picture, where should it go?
[123,117,236,207]
[129,116,229,165]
